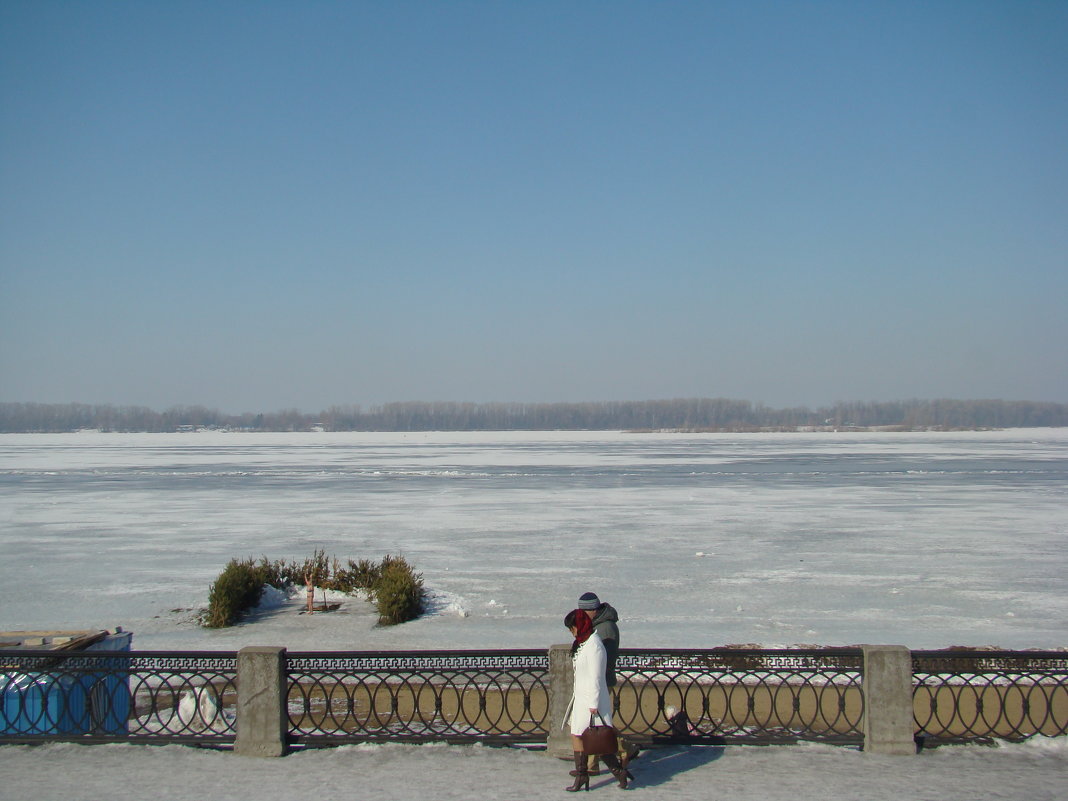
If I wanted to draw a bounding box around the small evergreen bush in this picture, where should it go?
[373,554,424,626]
[202,551,425,628]
[332,558,380,593]
[297,549,331,588]
[204,558,268,628]
[256,555,297,588]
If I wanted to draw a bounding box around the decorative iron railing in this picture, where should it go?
[0,650,237,745]
[284,648,865,746]
[614,648,865,744]
[286,650,549,745]
[912,650,1068,743]
[3,647,1064,749]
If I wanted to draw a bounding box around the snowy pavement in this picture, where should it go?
[1,738,1066,801]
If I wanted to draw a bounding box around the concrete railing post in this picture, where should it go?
[546,644,575,758]
[235,646,288,757]
[862,645,916,755]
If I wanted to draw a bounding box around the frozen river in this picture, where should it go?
[0,429,1065,651]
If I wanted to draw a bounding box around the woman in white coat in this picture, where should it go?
[563,609,631,791]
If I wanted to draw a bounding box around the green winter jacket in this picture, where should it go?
[591,603,620,686]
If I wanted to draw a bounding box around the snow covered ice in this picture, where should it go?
[0,428,1065,651]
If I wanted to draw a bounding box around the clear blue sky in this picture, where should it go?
[2,0,1065,413]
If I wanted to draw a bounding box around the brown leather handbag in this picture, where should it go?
[580,713,619,755]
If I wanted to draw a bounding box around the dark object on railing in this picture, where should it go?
[666,709,696,742]
[912,650,1068,743]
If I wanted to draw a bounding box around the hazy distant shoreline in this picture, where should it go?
[2,398,1067,434]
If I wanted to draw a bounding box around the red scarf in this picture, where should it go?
[571,609,594,649]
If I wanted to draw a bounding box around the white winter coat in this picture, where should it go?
[564,632,614,736]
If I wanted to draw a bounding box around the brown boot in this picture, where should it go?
[565,751,589,792]
[571,755,601,777]
[603,753,632,789]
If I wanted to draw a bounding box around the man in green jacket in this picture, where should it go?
[576,592,639,776]
[577,591,619,686]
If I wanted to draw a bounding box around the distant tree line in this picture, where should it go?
[2,398,1067,433]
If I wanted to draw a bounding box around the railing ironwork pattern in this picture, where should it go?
[614,648,865,744]
[0,650,237,745]
[6,647,1064,749]
[285,648,865,745]
[912,650,1068,743]
[286,650,549,744]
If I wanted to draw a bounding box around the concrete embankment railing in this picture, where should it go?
[3,645,1065,756]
